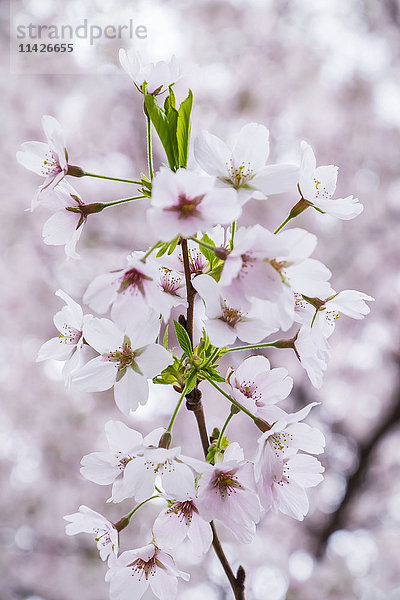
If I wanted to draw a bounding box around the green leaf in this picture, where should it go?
[144,92,178,170]
[177,89,193,168]
[174,320,193,357]
[167,235,180,255]
[199,233,217,267]
[184,371,198,395]
[156,242,170,257]
[163,325,169,350]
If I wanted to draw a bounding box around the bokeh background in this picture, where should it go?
[1,0,400,598]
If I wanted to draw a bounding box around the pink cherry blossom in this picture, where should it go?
[147,167,241,239]
[192,274,278,347]
[152,479,213,558]
[196,443,261,543]
[64,505,118,562]
[226,355,293,420]
[16,115,68,210]
[106,543,189,600]
[36,289,90,382]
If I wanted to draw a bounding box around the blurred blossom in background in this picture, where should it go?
[1,0,400,598]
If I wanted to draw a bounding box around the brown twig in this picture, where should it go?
[313,389,400,558]
[181,238,246,600]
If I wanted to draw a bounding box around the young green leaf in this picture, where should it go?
[174,320,193,357]
[177,89,193,168]
[163,325,169,350]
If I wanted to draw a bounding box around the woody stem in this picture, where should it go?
[181,239,246,600]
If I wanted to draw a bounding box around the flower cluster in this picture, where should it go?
[19,51,374,600]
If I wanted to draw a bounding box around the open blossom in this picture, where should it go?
[147,167,241,239]
[106,543,189,600]
[36,289,90,381]
[152,479,213,558]
[119,49,181,95]
[294,323,332,389]
[220,226,332,311]
[71,315,172,415]
[83,251,161,327]
[255,404,325,520]
[196,443,261,543]
[40,180,87,259]
[227,355,293,420]
[16,115,68,210]
[192,274,278,347]
[64,505,118,562]
[299,141,363,219]
[194,122,299,204]
[81,421,196,503]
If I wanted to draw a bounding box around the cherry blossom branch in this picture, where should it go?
[230,221,236,250]
[67,167,142,185]
[224,338,296,353]
[274,196,312,234]
[181,238,246,600]
[166,385,190,433]
[217,407,238,447]
[114,495,159,532]
[313,387,400,557]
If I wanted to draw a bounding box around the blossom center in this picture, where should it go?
[313,177,332,200]
[225,160,254,189]
[166,193,204,220]
[41,150,61,176]
[118,268,152,296]
[211,469,242,499]
[239,379,261,403]
[160,267,183,297]
[129,552,158,580]
[59,324,82,345]
[168,500,195,526]
[219,300,245,327]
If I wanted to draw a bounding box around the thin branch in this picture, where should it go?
[181,237,246,600]
[313,385,400,558]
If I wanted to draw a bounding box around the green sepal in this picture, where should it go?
[163,325,169,350]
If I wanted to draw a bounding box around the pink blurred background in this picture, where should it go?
[1,1,400,598]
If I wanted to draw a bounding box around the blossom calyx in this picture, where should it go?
[67,164,85,177]
[158,430,172,449]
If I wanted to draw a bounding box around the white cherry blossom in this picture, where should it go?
[106,543,189,600]
[147,167,241,239]
[81,421,195,503]
[119,50,181,95]
[194,123,299,204]
[36,289,90,382]
[64,505,118,562]
[71,315,172,415]
[299,141,363,219]
[83,251,161,328]
[192,274,278,347]
[16,115,68,210]
[40,180,87,259]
